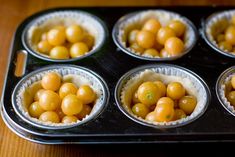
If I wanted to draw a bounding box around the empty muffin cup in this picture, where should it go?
[22,10,107,62]
[11,65,109,130]
[216,66,235,116]
[202,10,235,58]
[115,64,210,128]
[112,10,197,61]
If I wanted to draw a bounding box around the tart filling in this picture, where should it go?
[116,10,196,58]
[219,73,235,114]
[25,11,105,59]
[120,68,207,126]
[15,68,104,126]
[205,10,235,53]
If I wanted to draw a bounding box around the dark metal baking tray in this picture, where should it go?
[2,6,235,143]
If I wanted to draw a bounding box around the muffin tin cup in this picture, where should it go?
[216,66,235,116]
[201,10,235,59]
[112,9,198,61]
[22,10,108,62]
[11,65,110,130]
[115,64,211,129]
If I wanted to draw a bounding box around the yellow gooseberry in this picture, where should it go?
[39,111,60,123]
[167,82,185,100]
[231,75,235,89]
[145,111,158,122]
[143,49,159,57]
[34,89,46,101]
[168,20,186,37]
[128,29,139,45]
[160,48,169,58]
[76,104,92,120]
[41,32,48,41]
[28,101,45,118]
[132,90,140,104]
[39,90,61,111]
[62,116,78,123]
[70,42,89,58]
[227,91,235,106]
[41,72,61,91]
[218,41,232,52]
[153,81,166,97]
[172,109,186,120]
[132,103,149,119]
[130,43,145,53]
[50,46,70,59]
[47,28,66,46]
[155,102,174,122]
[82,34,94,49]
[165,37,184,56]
[155,97,174,110]
[37,40,52,54]
[77,85,96,105]
[66,25,84,43]
[142,18,161,34]
[59,83,78,99]
[137,82,161,107]
[225,81,233,96]
[136,30,155,49]
[225,26,235,45]
[53,25,66,32]
[157,27,176,45]
[61,94,83,116]
[179,95,197,114]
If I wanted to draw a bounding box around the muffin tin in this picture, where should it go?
[2,7,235,144]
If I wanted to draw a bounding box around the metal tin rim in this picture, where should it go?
[216,66,235,116]
[114,64,211,129]
[21,10,108,62]
[11,65,110,130]
[201,10,235,59]
[112,9,198,61]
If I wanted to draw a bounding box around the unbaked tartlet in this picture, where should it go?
[203,10,235,58]
[22,10,107,62]
[12,65,109,130]
[112,10,197,61]
[216,66,235,116]
[115,64,210,128]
